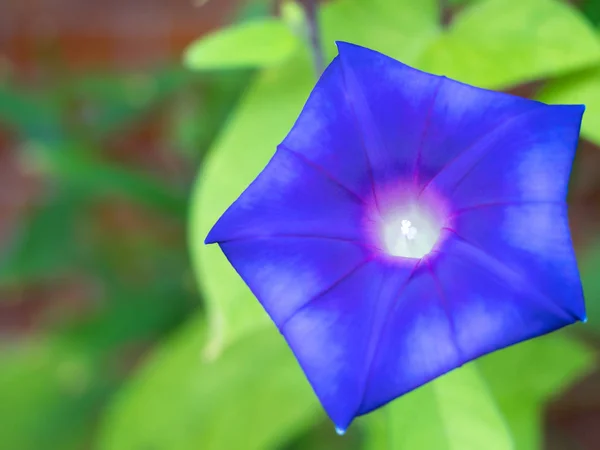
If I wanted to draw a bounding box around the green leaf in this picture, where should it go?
[578,238,600,331]
[537,67,600,146]
[0,191,83,289]
[189,53,315,354]
[417,0,600,89]
[189,0,442,355]
[281,0,307,37]
[184,19,300,71]
[167,71,252,158]
[321,0,439,64]
[478,333,594,450]
[0,340,110,450]
[448,0,479,4]
[61,280,193,354]
[96,316,321,450]
[56,230,196,353]
[67,68,191,137]
[362,333,593,450]
[26,141,187,217]
[583,0,600,27]
[362,364,513,450]
[0,83,63,141]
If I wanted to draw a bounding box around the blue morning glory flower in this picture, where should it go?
[205,42,587,432]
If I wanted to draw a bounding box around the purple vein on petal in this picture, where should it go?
[413,77,443,189]
[278,144,368,207]
[279,258,374,331]
[424,258,465,365]
[336,53,381,214]
[444,200,565,222]
[215,233,362,244]
[216,234,382,252]
[356,259,422,415]
[434,227,580,322]
[418,107,542,199]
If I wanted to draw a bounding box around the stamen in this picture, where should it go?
[379,208,440,259]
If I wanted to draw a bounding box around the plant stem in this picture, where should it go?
[440,0,452,28]
[299,0,325,76]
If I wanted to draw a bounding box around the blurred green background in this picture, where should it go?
[2,0,600,449]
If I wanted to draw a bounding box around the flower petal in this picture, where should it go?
[416,77,543,190]
[448,203,585,321]
[431,231,576,361]
[282,258,418,431]
[219,237,370,326]
[205,149,365,244]
[356,263,462,416]
[335,42,441,204]
[281,56,372,200]
[422,104,584,209]
[355,228,579,418]
[203,42,587,432]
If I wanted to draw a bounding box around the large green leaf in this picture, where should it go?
[189,53,314,355]
[362,364,513,450]
[537,67,600,146]
[184,19,301,71]
[0,340,109,450]
[189,0,442,355]
[478,333,593,450]
[96,316,321,450]
[362,333,593,450]
[321,0,439,64]
[417,0,600,89]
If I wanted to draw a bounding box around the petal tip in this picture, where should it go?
[334,425,347,436]
[334,40,351,49]
[569,103,586,118]
[334,40,364,56]
[552,103,586,119]
[204,227,219,245]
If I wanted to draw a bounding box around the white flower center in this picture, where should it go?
[380,207,440,259]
